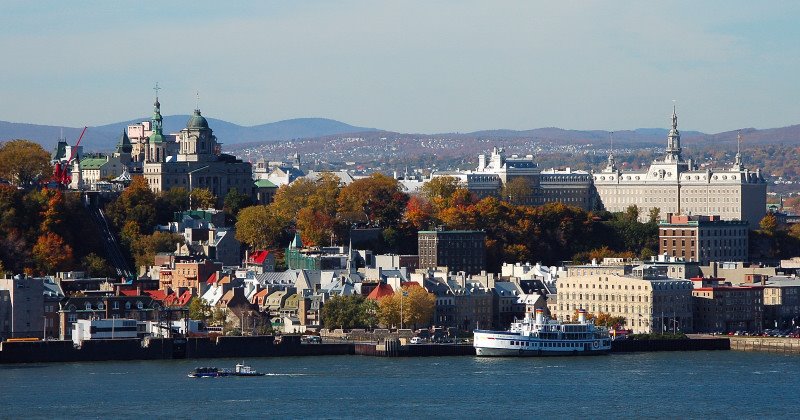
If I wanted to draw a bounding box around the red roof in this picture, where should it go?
[120,289,140,297]
[247,250,270,264]
[145,290,168,302]
[367,283,395,300]
[206,272,217,285]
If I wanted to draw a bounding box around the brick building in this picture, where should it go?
[418,230,486,275]
[659,214,749,265]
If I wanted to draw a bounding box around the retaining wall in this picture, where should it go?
[729,337,800,354]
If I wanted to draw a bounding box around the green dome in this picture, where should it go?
[187,109,209,129]
[149,132,165,144]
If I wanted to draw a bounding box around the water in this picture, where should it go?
[1,352,799,419]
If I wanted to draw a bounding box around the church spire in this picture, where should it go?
[151,83,163,137]
[664,105,682,163]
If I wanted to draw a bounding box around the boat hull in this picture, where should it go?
[475,346,609,357]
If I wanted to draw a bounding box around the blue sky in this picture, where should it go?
[2,0,799,134]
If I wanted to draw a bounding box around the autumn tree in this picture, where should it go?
[377,285,435,328]
[338,173,408,227]
[403,195,435,231]
[189,188,217,209]
[106,176,157,234]
[759,213,777,236]
[421,176,461,202]
[595,312,626,329]
[0,140,52,187]
[235,205,288,250]
[32,232,74,274]
[501,177,532,205]
[82,252,114,278]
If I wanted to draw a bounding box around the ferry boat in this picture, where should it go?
[473,308,612,356]
[188,364,264,378]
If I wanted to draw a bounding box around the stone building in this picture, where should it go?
[418,229,486,275]
[761,276,800,330]
[553,265,694,334]
[139,94,254,206]
[429,147,596,210]
[593,108,766,226]
[659,214,749,265]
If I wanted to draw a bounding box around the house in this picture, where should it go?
[245,250,275,273]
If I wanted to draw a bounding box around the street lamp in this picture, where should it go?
[188,165,210,210]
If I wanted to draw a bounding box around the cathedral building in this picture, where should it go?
[593,108,766,227]
[140,95,253,205]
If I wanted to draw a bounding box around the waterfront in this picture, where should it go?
[1,352,799,419]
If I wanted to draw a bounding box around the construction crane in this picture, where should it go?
[52,126,87,187]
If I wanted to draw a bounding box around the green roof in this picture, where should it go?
[80,158,108,170]
[187,109,209,129]
[254,179,277,188]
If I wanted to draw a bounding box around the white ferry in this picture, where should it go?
[474,309,611,356]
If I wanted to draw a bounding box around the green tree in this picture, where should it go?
[223,188,252,220]
[189,188,217,209]
[321,295,373,329]
[82,252,114,278]
[156,187,189,223]
[188,297,212,322]
[421,176,461,202]
[624,205,641,223]
[235,205,288,250]
[647,207,661,223]
[0,140,52,187]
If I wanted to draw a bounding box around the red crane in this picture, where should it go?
[52,126,87,187]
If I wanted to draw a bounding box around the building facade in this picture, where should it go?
[0,275,45,339]
[139,95,254,206]
[691,277,764,333]
[418,230,486,275]
[429,147,597,210]
[594,108,766,226]
[553,266,694,334]
[659,214,749,265]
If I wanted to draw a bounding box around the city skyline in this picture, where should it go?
[2,1,800,134]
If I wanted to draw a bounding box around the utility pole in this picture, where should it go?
[187,165,210,209]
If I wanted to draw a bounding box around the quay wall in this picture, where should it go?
[729,337,800,354]
[0,336,352,364]
[611,338,730,353]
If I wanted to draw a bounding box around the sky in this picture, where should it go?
[1,0,799,134]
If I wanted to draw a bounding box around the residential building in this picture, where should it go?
[659,214,749,265]
[761,276,800,329]
[0,275,45,339]
[493,281,525,329]
[244,250,276,274]
[418,229,486,275]
[58,295,159,340]
[159,260,222,295]
[691,277,764,333]
[553,265,694,333]
[593,109,766,226]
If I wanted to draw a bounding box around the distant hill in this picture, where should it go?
[0,117,377,152]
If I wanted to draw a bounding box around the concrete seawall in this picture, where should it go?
[729,337,800,354]
[611,338,730,352]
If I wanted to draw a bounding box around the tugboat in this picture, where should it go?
[233,363,265,377]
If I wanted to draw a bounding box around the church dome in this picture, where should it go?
[187,109,209,129]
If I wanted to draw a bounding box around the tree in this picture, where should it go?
[404,196,435,230]
[624,205,641,223]
[129,231,183,270]
[759,213,778,236]
[647,207,661,224]
[188,297,212,322]
[156,187,189,223]
[501,177,533,205]
[421,176,461,202]
[321,295,373,329]
[337,173,408,227]
[223,188,252,219]
[0,140,51,187]
[32,232,73,274]
[595,312,626,329]
[235,205,288,250]
[82,253,114,278]
[377,285,435,328]
[189,188,217,209]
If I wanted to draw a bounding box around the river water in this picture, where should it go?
[1,351,798,419]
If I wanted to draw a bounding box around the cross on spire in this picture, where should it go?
[153,82,161,98]
[195,90,200,110]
